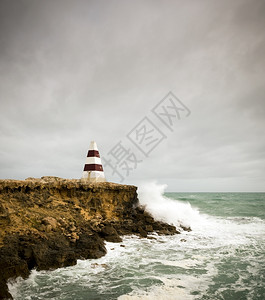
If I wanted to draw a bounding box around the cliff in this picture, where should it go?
[0,177,180,299]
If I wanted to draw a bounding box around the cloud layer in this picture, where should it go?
[0,0,264,191]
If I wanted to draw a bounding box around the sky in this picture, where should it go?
[0,0,264,192]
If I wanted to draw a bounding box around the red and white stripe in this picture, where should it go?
[82,141,106,182]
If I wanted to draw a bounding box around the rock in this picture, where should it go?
[0,239,30,300]
[99,225,122,243]
[147,236,157,240]
[120,244,125,247]
[42,217,58,230]
[41,176,61,182]
[70,226,76,232]
[138,226,148,238]
[0,278,12,299]
[75,233,106,259]
[58,217,66,226]
[0,177,183,299]
[91,263,108,269]
[145,225,153,232]
[25,177,37,181]
[39,224,46,232]
[145,216,154,223]
[180,224,192,232]
[158,229,170,235]
[91,263,99,268]
[180,239,187,242]
[45,224,52,233]
[71,232,79,240]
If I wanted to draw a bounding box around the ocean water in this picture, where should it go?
[8,183,265,300]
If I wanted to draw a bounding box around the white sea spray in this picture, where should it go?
[138,181,202,229]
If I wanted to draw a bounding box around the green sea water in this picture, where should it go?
[169,192,265,219]
[8,185,265,300]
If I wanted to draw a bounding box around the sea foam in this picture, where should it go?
[138,182,201,229]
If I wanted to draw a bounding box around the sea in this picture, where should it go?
[8,183,265,300]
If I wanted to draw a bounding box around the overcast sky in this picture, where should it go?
[0,0,264,191]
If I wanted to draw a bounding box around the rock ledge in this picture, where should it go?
[0,177,182,299]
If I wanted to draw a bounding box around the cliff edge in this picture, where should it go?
[0,177,179,299]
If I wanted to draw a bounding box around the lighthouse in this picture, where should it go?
[82,141,106,182]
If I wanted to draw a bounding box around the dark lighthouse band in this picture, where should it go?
[87,150,100,158]
[83,164,104,172]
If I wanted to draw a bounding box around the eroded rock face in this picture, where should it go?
[99,225,122,242]
[0,177,179,299]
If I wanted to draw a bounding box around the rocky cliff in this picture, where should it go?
[0,177,181,299]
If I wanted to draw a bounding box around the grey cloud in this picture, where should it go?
[0,0,264,191]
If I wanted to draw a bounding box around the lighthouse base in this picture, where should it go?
[82,171,106,183]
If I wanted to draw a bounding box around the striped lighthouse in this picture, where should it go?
[82,141,106,182]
